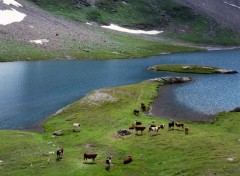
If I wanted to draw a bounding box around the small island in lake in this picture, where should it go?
[148,64,238,74]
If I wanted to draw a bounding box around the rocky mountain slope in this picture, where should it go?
[0,0,240,61]
[176,0,240,33]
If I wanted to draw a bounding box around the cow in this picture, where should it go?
[129,124,135,130]
[135,126,146,135]
[105,156,112,170]
[84,153,98,163]
[56,147,63,160]
[159,124,165,129]
[184,127,189,135]
[141,103,146,112]
[73,123,81,132]
[175,122,184,129]
[123,156,132,164]
[168,121,175,130]
[135,120,142,126]
[133,109,139,116]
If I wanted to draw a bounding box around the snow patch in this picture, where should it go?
[102,24,163,35]
[29,39,49,45]
[0,8,26,25]
[86,22,92,25]
[2,0,22,7]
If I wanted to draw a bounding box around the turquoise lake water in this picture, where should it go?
[0,49,239,129]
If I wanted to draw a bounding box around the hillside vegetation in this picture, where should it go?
[30,0,240,46]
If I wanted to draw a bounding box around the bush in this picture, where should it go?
[86,9,103,23]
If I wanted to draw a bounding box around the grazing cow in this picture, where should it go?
[148,126,160,134]
[149,124,156,128]
[56,147,63,159]
[135,120,142,126]
[73,123,81,132]
[73,123,80,128]
[84,153,98,163]
[184,127,189,135]
[141,103,146,112]
[135,126,146,135]
[168,121,175,130]
[133,109,139,116]
[159,124,165,129]
[175,122,184,129]
[129,124,135,130]
[105,156,112,170]
[123,156,132,164]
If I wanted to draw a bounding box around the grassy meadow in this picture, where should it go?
[0,80,239,175]
[0,33,200,62]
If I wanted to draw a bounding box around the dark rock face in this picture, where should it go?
[75,0,93,8]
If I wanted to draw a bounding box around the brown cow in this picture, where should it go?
[184,127,189,135]
[175,122,184,129]
[133,109,139,116]
[123,156,132,164]
[141,103,146,112]
[135,120,142,126]
[135,126,146,135]
[84,153,98,163]
[56,147,63,160]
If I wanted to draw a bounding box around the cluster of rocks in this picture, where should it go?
[149,76,191,84]
[215,69,238,74]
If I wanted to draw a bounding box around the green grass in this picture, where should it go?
[148,64,221,74]
[0,33,201,61]
[0,80,240,175]
[0,37,55,62]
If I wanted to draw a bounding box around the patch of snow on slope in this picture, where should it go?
[2,0,22,7]
[0,8,26,25]
[29,39,49,44]
[102,24,163,35]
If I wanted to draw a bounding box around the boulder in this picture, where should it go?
[149,76,191,84]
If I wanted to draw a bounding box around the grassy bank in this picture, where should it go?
[0,80,239,175]
[0,34,201,62]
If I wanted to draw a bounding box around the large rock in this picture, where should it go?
[149,76,191,84]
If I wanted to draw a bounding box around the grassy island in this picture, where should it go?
[0,80,239,175]
[148,64,238,74]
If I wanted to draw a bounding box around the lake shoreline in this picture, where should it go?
[150,84,216,122]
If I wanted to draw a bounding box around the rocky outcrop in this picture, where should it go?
[149,76,191,84]
[75,0,94,8]
[215,69,238,74]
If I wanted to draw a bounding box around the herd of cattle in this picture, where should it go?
[55,102,189,170]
